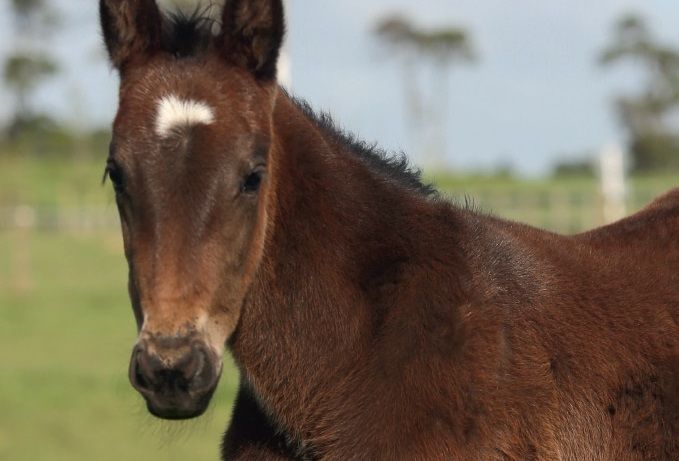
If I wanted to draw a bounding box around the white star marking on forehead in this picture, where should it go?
[155,94,215,138]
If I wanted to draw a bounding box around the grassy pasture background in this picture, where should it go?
[0,153,676,461]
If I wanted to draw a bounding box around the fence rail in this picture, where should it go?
[0,206,119,231]
[0,183,672,235]
[450,185,664,234]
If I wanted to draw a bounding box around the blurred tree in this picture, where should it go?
[2,0,59,139]
[600,13,679,172]
[375,14,475,169]
[375,15,423,163]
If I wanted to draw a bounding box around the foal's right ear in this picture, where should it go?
[217,0,285,80]
[99,0,164,71]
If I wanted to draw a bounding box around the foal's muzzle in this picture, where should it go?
[129,337,222,420]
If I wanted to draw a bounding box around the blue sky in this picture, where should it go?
[2,0,679,176]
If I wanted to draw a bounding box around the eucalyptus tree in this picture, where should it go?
[375,14,475,169]
[3,0,59,137]
[600,13,679,171]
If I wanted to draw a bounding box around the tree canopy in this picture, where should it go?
[600,13,679,172]
[375,14,475,67]
[374,14,476,169]
[2,0,59,139]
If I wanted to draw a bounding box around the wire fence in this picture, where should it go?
[0,206,119,232]
[0,182,670,235]
[0,179,674,294]
[455,184,666,234]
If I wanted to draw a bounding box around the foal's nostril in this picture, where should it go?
[185,343,214,393]
[175,343,203,381]
[129,346,155,394]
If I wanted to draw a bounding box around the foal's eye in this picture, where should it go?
[104,160,125,192]
[241,169,263,194]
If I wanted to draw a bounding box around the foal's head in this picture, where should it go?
[100,0,284,419]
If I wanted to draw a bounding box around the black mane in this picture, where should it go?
[290,96,438,198]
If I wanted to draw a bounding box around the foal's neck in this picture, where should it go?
[266,92,451,298]
[230,90,466,436]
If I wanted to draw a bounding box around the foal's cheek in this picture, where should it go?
[116,208,144,329]
[208,204,267,321]
[116,203,134,262]
[127,270,144,330]
[217,203,259,268]
[238,201,269,280]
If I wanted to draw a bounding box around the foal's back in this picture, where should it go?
[465,187,679,459]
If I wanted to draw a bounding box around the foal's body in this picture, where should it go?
[98,0,679,459]
[225,94,679,460]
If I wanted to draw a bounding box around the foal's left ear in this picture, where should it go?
[100,0,164,71]
[217,0,285,80]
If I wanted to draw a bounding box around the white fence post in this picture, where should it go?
[599,144,627,224]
